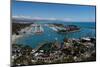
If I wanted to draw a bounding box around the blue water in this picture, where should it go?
[15,21,96,48]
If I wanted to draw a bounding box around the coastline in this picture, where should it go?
[12,22,32,44]
[58,29,80,34]
[12,34,23,44]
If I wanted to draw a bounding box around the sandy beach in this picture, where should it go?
[12,34,23,44]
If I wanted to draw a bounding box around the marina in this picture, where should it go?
[14,22,95,48]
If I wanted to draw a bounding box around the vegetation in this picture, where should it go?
[12,37,96,66]
[12,22,32,34]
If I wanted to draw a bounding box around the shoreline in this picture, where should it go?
[58,29,80,34]
[48,24,80,33]
[12,23,32,44]
[12,34,23,44]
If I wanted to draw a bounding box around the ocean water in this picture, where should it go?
[15,21,96,48]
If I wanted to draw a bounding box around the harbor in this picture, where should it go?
[14,22,95,48]
[11,21,96,66]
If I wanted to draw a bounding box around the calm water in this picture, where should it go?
[15,21,96,48]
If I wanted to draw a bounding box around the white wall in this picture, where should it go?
[0,0,100,67]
